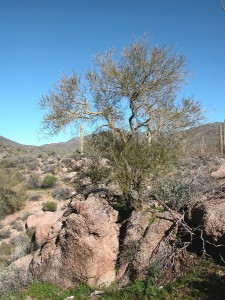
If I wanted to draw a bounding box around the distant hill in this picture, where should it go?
[0,135,24,148]
[186,122,222,154]
[0,122,224,156]
[39,137,81,154]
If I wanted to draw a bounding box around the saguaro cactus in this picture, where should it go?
[220,124,223,155]
[224,119,225,153]
[200,136,206,155]
[80,124,84,155]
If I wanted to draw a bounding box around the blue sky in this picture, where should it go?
[0,0,225,146]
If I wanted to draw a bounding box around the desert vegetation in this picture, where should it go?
[0,37,225,299]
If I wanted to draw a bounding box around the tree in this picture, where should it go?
[40,36,203,208]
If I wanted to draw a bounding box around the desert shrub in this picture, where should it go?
[0,259,10,270]
[0,243,14,256]
[28,161,39,170]
[27,174,40,189]
[52,166,59,175]
[22,211,33,221]
[42,201,57,212]
[41,175,57,188]
[0,266,33,297]
[0,223,3,229]
[11,233,32,260]
[88,132,182,210]
[30,194,41,201]
[0,169,26,219]
[154,178,196,212]
[52,187,70,200]
[0,242,13,269]
[85,158,110,185]
[41,164,56,174]
[0,159,17,168]
[47,159,56,164]
[0,187,27,219]
[10,221,24,232]
[0,230,10,240]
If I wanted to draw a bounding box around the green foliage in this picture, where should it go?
[25,281,62,300]
[42,201,57,212]
[10,221,24,231]
[11,233,32,261]
[89,131,182,209]
[52,187,71,200]
[41,174,57,188]
[0,230,10,240]
[0,267,33,298]
[39,36,203,210]
[0,281,92,300]
[0,169,27,219]
[30,194,41,201]
[154,178,195,212]
[27,174,40,189]
[1,261,225,300]
[0,243,13,257]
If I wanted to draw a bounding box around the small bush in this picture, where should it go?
[0,230,10,240]
[0,243,14,256]
[11,233,32,260]
[41,175,57,188]
[42,201,57,212]
[154,178,196,212]
[41,163,57,173]
[22,211,33,221]
[10,221,24,232]
[28,161,39,170]
[27,174,40,189]
[0,159,17,168]
[52,166,59,175]
[0,266,33,297]
[52,187,70,200]
[0,170,27,218]
[30,194,41,201]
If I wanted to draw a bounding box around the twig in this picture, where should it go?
[219,0,225,11]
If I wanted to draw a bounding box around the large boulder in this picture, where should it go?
[116,210,153,280]
[118,210,179,285]
[192,188,225,243]
[191,187,225,263]
[30,195,119,288]
[26,210,65,245]
[211,164,225,179]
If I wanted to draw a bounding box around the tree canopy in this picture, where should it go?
[40,36,203,208]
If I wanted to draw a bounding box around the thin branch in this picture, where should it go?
[219,0,225,11]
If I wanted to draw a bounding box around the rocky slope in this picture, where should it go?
[1,126,225,294]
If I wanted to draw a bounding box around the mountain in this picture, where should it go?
[0,122,224,156]
[186,122,222,153]
[0,135,24,148]
[39,137,81,154]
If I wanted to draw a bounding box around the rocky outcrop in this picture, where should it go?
[11,190,203,289]
[191,186,225,262]
[117,210,153,280]
[26,210,65,245]
[211,164,225,179]
[192,187,225,243]
[118,210,179,285]
[30,195,119,288]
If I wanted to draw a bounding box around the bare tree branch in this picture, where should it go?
[219,0,225,11]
